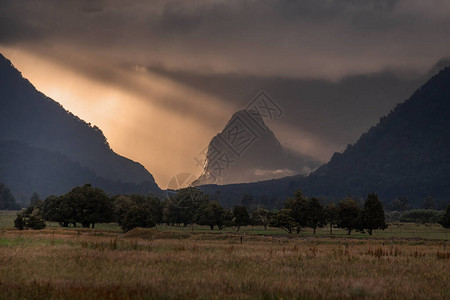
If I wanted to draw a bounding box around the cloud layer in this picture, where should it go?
[2,0,450,78]
[1,0,450,187]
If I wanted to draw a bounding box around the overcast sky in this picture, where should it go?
[1,0,450,187]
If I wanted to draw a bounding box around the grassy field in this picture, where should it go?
[0,211,449,299]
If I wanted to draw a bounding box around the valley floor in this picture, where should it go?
[0,212,449,299]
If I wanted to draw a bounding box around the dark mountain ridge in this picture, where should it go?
[199,66,450,208]
[0,54,161,203]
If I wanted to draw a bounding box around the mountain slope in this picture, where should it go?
[193,109,320,185]
[0,53,161,201]
[0,53,156,184]
[199,67,450,208]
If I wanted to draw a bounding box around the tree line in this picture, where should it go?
[14,184,450,232]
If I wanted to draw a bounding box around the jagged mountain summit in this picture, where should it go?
[193,109,321,186]
[0,53,161,203]
[199,66,450,208]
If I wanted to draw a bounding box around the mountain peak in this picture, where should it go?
[192,108,320,186]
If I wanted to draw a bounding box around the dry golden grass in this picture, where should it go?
[0,228,449,300]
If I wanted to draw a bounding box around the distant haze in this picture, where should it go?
[1,0,450,187]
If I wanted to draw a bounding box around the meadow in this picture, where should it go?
[0,211,449,299]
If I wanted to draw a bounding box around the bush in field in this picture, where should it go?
[26,209,47,230]
[438,204,450,228]
[14,207,46,230]
[360,193,387,235]
[14,213,25,230]
[269,209,298,233]
[400,209,444,223]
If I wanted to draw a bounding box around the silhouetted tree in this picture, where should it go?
[42,195,75,227]
[307,197,326,234]
[360,193,387,235]
[233,205,249,232]
[121,204,156,232]
[147,195,164,224]
[166,187,208,227]
[251,208,273,230]
[66,184,112,228]
[197,201,225,230]
[325,202,339,235]
[284,189,309,233]
[269,209,298,233]
[112,195,135,227]
[42,184,112,228]
[337,198,361,235]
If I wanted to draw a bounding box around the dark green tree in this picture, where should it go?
[221,210,234,229]
[250,208,273,230]
[284,189,309,233]
[337,198,361,235]
[66,184,112,228]
[325,202,339,234]
[14,207,46,230]
[307,197,326,234]
[112,195,135,227]
[197,201,225,230]
[121,204,156,232]
[361,193,387,235]
[269,209,298,233]
[166,187,208,227]
[233,205,250,232]
[26,208,46,230]
[438,204,450,229]
[147,195,164,224]
[14,212,25,230]
[42,195,76,227]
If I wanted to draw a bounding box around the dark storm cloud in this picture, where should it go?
[1,0,450,78]
[1,0,450,164]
